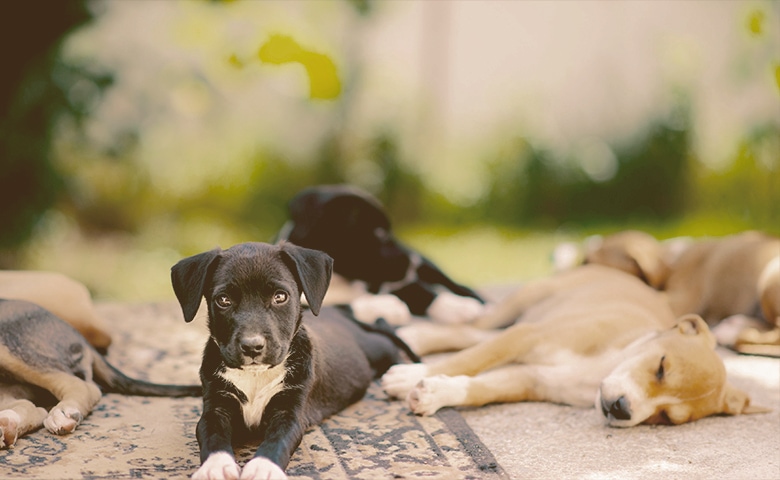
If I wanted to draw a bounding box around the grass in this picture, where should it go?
[19,212,768,302]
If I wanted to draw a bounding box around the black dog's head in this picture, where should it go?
[170,242,333,369]
[277,184,409,285]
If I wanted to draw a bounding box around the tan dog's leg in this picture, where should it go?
[406,362,599,416]
[0,384,48,449]
[472,278,560,329]
[383,322,537,398]
[396,322,500,356]
[32,372,102,435]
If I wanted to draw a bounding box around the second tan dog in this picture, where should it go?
[382,265,767,426]
[0,271,112,350]
[583,230,780,355]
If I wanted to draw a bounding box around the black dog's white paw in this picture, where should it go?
[192,452,241,480]
[427,292,485,324]
[351,294,412,325]
[240,457,287,480]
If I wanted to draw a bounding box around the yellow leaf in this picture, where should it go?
[258,34,341,100]
[747,9,764,36]
[775,64,780,94]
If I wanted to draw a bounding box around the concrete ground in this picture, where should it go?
[457,349,779,480]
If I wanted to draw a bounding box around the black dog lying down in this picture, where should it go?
[277,184,485,325]
[0,299,201,449]
[171,241,415,479]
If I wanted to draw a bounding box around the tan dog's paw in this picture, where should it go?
[427,292,485,324]
[381,363,430,399]
[407,375,468,416]
[0,410,21,449]
[395,322,440,355]
[240,457,287,480]
[351,294,411,326]
[43,406,83,435]
[192,452,241,480]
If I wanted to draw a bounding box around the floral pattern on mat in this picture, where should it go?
[0,302,506,479]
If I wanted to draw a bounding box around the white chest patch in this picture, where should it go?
[219,362,287,427]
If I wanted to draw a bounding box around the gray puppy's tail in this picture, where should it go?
[92,354,202,397]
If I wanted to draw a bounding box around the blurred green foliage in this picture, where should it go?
[0,0,777,280]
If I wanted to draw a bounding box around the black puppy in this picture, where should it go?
[276,184,485,325]
[171,241,409,480]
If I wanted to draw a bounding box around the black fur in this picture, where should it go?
[276,184,484,316]
[171,241,407,475]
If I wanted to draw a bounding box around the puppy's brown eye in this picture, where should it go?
[656,356,666,381]
[272,291,288,305]
[215,294,232,308]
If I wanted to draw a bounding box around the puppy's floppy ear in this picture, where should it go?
[279,241,333,316]
[171,248,221,323]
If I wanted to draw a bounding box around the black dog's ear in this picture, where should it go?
[170,248,221,323]
[279,242,333,316]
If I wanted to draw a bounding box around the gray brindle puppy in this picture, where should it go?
[0,299,201,449]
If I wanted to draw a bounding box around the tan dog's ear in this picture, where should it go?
[676,314,707,335]
[627,244,668,289]
[721,383,771,416]
[675,314,718,347]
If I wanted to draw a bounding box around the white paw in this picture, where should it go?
[0,410,21,449]
[43,406,83,435]
[712,314,761,348]
[240,457,287,480]
[381,363,430,399]
[427,292,485,324]
[192,452,241,480]
[407,375,468,416]
[351,294,412,326]
[394,324,428,355]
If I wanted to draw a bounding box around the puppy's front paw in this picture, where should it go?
[407,375,468,416]
[381,363,430,399]
[351,294,412,326]
[0,410,21,449]
[192,452,241,480]
[240,457,287,480]
[43,406,83,435]
[427,292,485,324]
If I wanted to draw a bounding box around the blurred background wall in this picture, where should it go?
[1,0,777,300]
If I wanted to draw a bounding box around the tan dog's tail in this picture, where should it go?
[91,352,202,397]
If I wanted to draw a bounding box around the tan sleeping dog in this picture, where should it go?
[583,230,780,355]
[382,265,768,425]
[0,271,112,350]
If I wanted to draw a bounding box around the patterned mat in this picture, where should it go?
[0,302,507,479]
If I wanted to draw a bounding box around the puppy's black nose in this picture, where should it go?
[601,395,632,420]
[240,335,266,356]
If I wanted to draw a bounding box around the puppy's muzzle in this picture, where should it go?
[240,335,267,361]
[600,395,632,421]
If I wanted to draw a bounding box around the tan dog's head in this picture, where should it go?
[583,230,670,289]
[597,315,769,427]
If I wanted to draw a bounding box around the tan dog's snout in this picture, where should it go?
[597,315,766,427]
[599,394,632,422]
